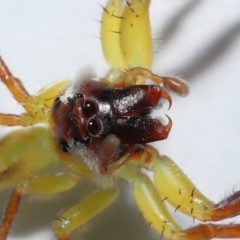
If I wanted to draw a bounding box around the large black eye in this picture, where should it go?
[87,117,101,136]
[82,99,98,116]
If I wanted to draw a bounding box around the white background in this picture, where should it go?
[0,0,240,240]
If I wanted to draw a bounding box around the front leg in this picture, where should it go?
[127,145,240,239]
[152,153,240,223]
[101,0,152,70]
[0,173,78,240]
[52,189,119,240]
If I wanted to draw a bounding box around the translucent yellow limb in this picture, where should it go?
[126,145,214,221]
[36,79,70,102]
[115,164,182,239]
[133,173,182,239]
[101,0,152,79]
[153,155,240,226]
[153,155,214,221]
[1,56,70,126]
[0,174,78,240]
[0,76,71,126]
[101,0,127,69]
[120,0,152,69]
[0,126,86,189]
[19,79,70,126]
[52,189,119,240]
[117,146,240,239]
[0,127,59,188]
[19,174,78,194]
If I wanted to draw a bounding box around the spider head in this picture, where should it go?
[51,75,172,175]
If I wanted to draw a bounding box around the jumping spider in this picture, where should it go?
[0,0,240,240]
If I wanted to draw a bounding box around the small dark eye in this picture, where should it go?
[59,140,70,153]
[53,97,61,111]
[73,136,81,145]
[82,99,98,116]
[82,137,91,146]
[76,93,84,99]
[87,118,101,136]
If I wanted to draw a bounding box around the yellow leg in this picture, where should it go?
[152,155,240,223]
[0,126,91,189]
[153,155,214,220]
[134,173,240,239]
[101,0,127,70]
[19,78,70,126]
[101,0,189,96]
[101,0,152,70]
[133,173,182,239]
[120,0,152,69]
[124,145,240,239]
[0,55,70,126]
[52,189,119,240]
[0,127,58,188]
[101,0,153,83]
[18,174,78,194]
[0,174,78,240]
[115,164,182,239]
[125,146,214,221]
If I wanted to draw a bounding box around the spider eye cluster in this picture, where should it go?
[87,117,101,137]
[50,79,112,155]
[82,99,98,116]
[82,98,102,137]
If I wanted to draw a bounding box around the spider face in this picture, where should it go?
[52,78,109,152]
[51,75,172,175]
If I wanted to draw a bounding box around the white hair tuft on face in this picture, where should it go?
[59,85,74,104]
[59,66,99,104]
